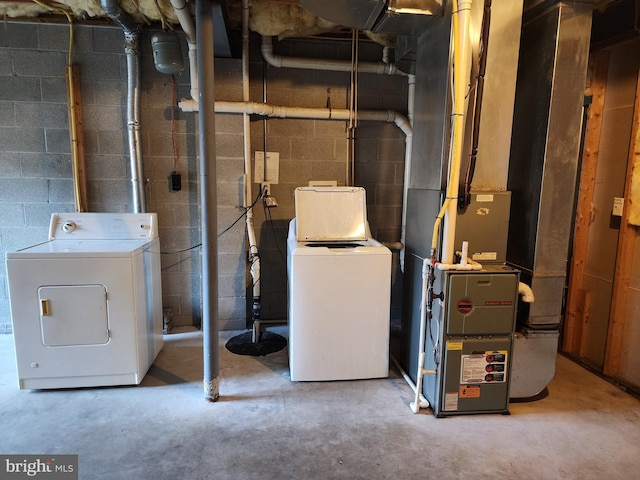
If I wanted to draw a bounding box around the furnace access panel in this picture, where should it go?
[423,265,519,417]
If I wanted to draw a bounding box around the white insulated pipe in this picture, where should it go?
[212,101,412,135]
[400,73,416,271]
[241,0,262,327]
[435,241,482,271]
[170,0,198,106]
[411,258,437,413]
[391,354,429,409]
[241,0,251,208]
[440,0,474,264]
[436,260,482,271]
[261,36,407,76]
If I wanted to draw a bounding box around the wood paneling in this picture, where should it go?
[563,50,609,354]
[604,66,640,376]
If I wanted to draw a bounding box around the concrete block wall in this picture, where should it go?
[247,37,408,321]
[0,22,246,332]
[0,23,408,333]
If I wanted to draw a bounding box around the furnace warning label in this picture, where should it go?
[461,351,508,384]
[460,385,481,398]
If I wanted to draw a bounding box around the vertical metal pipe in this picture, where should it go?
[101,0,145,213]
[196,0,219,402]
[125,32,146,213]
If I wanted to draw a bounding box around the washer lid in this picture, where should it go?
[295,187,368,241]
[6,238,152,258]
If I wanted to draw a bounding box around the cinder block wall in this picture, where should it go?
[0,22,246,332]
[247,36,408,321]
[0,22,408,332]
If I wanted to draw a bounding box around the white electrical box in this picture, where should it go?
[612,197,624,217]
[255,151,280,184]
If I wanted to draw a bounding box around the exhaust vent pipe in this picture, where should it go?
[100,0,146,213]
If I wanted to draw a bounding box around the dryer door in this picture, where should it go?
[38,285,109,346]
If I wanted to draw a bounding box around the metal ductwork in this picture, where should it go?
[299,0,443,35]
[210,0,235,58]
[506,0,594,328]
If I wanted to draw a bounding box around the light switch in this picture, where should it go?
[612,197,624,217]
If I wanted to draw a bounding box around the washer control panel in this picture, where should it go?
[49,213,158,240]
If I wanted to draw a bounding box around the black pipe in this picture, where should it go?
[460,0,492,210]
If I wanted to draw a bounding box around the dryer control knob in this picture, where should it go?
[62,221,77,233]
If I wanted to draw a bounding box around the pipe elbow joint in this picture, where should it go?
[518,282,535,303]
[179,98,199,112]
[260,36,281,68]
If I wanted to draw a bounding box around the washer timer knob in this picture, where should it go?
[62,221,77,233]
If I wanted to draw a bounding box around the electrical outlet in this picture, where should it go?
[261,183,271,197]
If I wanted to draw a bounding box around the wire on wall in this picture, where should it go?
[347,29,360,186]
[32,0,89,212]
[171,74,180,173]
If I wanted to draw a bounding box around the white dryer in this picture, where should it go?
[287,187,391,381]
[6,213,163,389]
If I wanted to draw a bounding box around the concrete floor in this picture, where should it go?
[1,327,639,480]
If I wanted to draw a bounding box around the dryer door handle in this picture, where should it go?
[40,299,51,317]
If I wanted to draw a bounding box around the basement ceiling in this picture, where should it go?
[0,0,353,40]
[0,0,622,49]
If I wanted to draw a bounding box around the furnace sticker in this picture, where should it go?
[460,350,508,384]
[460,385,481,398]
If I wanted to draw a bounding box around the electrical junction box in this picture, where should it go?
[255,151,280,184]
[422,265,519,417]
[168,171,181,192]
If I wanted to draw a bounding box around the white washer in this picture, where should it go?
[6,213,163,389]
[287,187,391,381]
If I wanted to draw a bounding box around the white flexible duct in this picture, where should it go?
[518,282,535,303]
